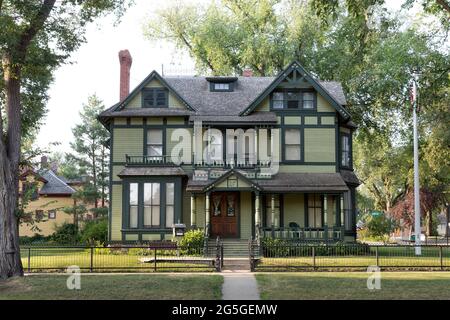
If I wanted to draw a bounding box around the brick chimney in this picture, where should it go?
[242,69,253,77]
[40,156,48,169]
[119,49,132,102]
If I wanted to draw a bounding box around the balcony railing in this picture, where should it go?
[125,154,272,169]
[260,226,345,242]
[125,155,180,166]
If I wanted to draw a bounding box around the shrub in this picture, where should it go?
[179,229,204,255]
[366,214,397,243]
[19,234,53,245]
[81,218,108,245]
[51,223,80,244]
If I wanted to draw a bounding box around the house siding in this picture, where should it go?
[283,193,305,227]
[112,128,144,162]
[240,191,252,239]
[110,184,123,241]
[304,128,335,162]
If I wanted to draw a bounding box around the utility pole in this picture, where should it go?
[411,73,421,255]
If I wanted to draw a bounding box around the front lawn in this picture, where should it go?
[0,274,223,300]
[256,272,450,300]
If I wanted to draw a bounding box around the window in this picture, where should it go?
[147,129,163,159]
[144,183,160,228]
[142,88,167,108]
[214,83,229,91]
[341,135,350,167]
[23,182,38,200]
[129,183,138,228]
[265,195,280,227]
[272,92,284,109]
[128,182,176,229]
[48,210,56,219]
[207,131,223,162]
[303,92,314,109]
[287,92,300,109]
[271,90,316,109]
[166,183,175,228]
[284,128,301,161]
[35,210,44,221]
[308,194,322,228]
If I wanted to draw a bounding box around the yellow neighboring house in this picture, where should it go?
[19,168,83,237]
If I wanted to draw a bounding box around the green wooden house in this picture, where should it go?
[98,50,360,243]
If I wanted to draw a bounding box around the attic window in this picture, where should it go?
[142,88,168,108]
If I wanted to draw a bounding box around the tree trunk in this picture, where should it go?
[426,210,433,236]
[0,59,24,279]
[92,152,98,211]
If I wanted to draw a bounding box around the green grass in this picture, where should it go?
[256,272,450,300]
[20,248,214,272]
[0,274,223,300]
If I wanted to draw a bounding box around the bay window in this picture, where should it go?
[126,180,178,229]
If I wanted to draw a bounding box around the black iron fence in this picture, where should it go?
[21,242,223,273]
[250,242,450,271]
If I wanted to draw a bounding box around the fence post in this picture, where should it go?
[375,246,379,267]
[440,246,443,271]
[28,247,31,273]
[154,248,157,272]
[312,246,316,269]
[90,247,94,272]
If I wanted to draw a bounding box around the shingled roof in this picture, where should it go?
[38,169,77,195]
[98,61,349,126]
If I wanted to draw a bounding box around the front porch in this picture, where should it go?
[189,190,352,242]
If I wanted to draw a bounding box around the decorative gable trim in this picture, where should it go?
[116,71,196,112]
[203,169,262,192]
[239,61,351,120]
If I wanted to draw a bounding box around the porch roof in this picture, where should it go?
[186,171,349,193]
[256,173,349,192]
[118,167,187,177]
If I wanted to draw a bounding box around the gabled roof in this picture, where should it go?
[38,169,77,196]
[202,169,262,192]
[117,71,196,112]
[239,61,351,120]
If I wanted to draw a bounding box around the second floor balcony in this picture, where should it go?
[125,154,272,169]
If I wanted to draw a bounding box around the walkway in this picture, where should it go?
[221,270,260,300]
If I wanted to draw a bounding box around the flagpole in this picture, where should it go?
[412,74,421,255]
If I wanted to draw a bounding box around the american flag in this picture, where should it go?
[410,80,418,112]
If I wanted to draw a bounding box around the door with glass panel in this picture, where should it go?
[210,192,239,238]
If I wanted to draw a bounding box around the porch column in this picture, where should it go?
[271,193,276,227]
[254,127,258,165]
[190,195,197,228]
[205,192,211,237]
[340,195,344,228]
[255,192,261,239]
[323,195,328,241]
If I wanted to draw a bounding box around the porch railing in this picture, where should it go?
[260,226,345,242]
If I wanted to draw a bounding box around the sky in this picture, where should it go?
[36,0,406,154]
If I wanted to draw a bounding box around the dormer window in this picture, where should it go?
[206,77,237,92]
[142,88,168,108]
[214,83,230,91]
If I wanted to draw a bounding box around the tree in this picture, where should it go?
[70,94,110,212]
[0,0,130,279]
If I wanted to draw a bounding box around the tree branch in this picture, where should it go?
[15,0,57,60]
[435,0,450,14]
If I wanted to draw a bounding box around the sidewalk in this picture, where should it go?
[221,270,260,300]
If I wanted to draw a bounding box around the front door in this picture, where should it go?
[210,192,239,238]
